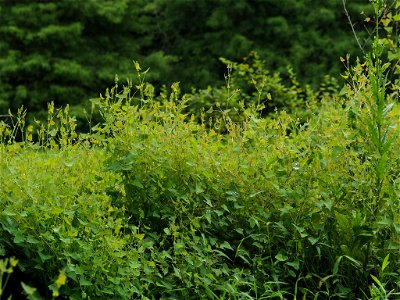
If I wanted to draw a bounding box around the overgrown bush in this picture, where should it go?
[1,48,399,298]
[184,52,340,126]
[1,2,400,297]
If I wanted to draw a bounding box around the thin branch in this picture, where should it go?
[343,0,366,55]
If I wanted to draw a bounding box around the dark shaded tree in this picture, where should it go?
[0,0,372,114]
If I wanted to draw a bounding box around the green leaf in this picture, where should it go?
[205,210,211,224]
[50,207,63,215]
[343,255,362,268]
[79,277,93,286]
[382,254,390,272]
[104,150,137,172]
[13,231,25,244]
[38,251,53,261]
[219,241,234,251]
[275,252,288,262]
[249,216,259,229]
[370,274,383,288]
[21,282,37,295]
[49,129,58,137]
[388,50,400,61]
[339,86,348,96]
[195,182,205,194]
[235,228,243,235]
[383,102,395,117]
[134,233,145,240]
[333,256,342,275]
[104,160,126,172]
[307,236,319,245]
[64,160,74,167]
[132,177,144,188]
[26,235,40,244]
[286,259,300,270]
[122,150,138,165]
[3,207,16,216]
[21,282,44,300]
[203,195,212,207]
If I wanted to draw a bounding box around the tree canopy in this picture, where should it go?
[0,0,372,113]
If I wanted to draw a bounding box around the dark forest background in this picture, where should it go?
[0,0,372,115]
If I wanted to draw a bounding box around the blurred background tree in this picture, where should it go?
[0,0,372,114]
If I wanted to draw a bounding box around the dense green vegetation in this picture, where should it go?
[1,0,400,299]
[0,0,371,115]
[1,46,400,300]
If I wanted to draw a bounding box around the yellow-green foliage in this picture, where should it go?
[0,55,399,299]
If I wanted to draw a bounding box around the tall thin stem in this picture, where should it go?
[343,0,366,55]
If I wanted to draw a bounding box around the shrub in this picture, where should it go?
[0,14,399,297]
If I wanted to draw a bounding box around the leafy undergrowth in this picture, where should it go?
[0,55,400,299]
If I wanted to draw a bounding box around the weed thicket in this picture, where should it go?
[0,2,400,299]
[0,56,399,298]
